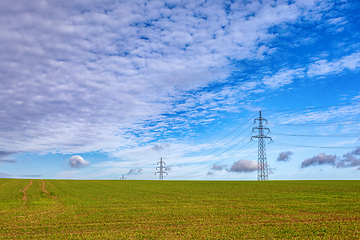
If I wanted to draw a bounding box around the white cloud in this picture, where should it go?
[262,68,305,89]
[276,101,360,125]
[308,52,360,77]
[327,17,348,26]
[0,0,345,158]
[69,155,89,168]
[261,51,360,90]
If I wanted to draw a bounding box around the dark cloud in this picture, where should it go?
[229,160,257,173]
[164,164,181,172]
[152,144,169,151]
[69,155,89,168]
[0,159,16,163]
[0,151,16,157]
[211,164,227,171]
[337,154,360,168]
[19,175,42,178]
[207,171,214,175]
[0,172,12,178]
[350,147,360,156]
[0,151,17,164]
[277,151,293,161]
[337,147,360,168]
[301,153,337,168]
[128,169,142,174]
[302,147,360,170]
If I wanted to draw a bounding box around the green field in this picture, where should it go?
[0,179,359,239]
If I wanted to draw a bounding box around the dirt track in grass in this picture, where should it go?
[22,179,33,202]
[42,179,57,199]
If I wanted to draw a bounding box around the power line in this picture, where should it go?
[272,141,358,149]
[179,131,254,174]
[177,115,256,167]
[179,135,255,176]
[223,140,257,160]
[202,138,254,167]
[179,135,256,179]
[192,113,257,152]
[130,103,360,180]
[270,118,360,127]
[180,113,269,180]
[182,144,260,180]
[272,132,360,137]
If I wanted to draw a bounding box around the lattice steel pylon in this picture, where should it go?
[155,157,168,180]
[251,111,272,181]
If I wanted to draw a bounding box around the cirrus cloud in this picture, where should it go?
[0,0,333,156]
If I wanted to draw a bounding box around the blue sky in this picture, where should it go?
[1,0,360,180]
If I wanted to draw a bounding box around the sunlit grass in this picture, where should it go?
[0,179,359,239]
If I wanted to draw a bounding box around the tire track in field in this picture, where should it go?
[42,180,57,199]
[22,180,33,202]
[42,180,49,194]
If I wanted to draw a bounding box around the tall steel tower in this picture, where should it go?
[251,111,272,181]
[155,157,168,180]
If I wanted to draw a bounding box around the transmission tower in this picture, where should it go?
[251,111,272,181]
[120,175,126,180]
[155,157,168,180]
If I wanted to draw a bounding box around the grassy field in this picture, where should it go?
[0,179,359,239]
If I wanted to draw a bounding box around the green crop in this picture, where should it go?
[0,179,359,239]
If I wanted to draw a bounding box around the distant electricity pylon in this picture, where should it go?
[155,157,168,180]
[251,111,272,181]
[120,175,126,180]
